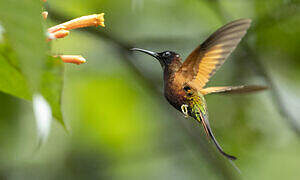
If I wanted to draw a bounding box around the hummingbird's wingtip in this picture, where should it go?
[234,18,252,25]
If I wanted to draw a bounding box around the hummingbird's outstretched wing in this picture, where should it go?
[176,19,251,90]
[200,85,268,95]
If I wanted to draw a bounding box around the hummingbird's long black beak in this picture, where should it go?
[130,48,160,60]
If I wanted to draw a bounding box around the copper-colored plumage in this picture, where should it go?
[175,19,252,90]
[131,19,267,160]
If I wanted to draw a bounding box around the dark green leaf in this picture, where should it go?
[0,1,66,128]
[0,42,66,127]
[0,43,31,100]
[0,0,47,90]
[41,57,65,128]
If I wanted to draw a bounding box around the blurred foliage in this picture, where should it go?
[0,0,299,180]
[0,41,65,126]
[0,1,65,126]
[0,43,31,99]
[0,0,46,87]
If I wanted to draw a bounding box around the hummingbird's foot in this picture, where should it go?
[181,104,189,118]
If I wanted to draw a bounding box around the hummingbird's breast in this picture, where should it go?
[162,58,187,111]
[163,74,187,112]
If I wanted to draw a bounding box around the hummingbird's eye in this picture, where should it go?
[163,51,171,58]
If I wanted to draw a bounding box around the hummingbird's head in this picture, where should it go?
[131,48,181,69]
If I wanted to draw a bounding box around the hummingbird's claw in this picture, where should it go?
[181,104,189,118]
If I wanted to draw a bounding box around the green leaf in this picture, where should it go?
[0,43,31,100]
[41,57,65,128]
[0,42,66,127]
[0,0,47,90]
[0,1,66,128]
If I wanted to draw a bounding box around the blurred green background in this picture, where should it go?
[0,0,300,179]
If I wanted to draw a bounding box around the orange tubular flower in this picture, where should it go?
[42,11,48,19]
[47,29,70,41]
[57,55,86,65]
[47,13,105,65]
[48,13,105,33]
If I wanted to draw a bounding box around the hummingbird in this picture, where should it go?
[131,19,267,160]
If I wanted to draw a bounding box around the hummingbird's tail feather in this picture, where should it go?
[196,111,237,160]
[196,110,241,172]
[229,159,242,174]
[188,92,237,160]
[205,121,237,160]
[200,85,268,95]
